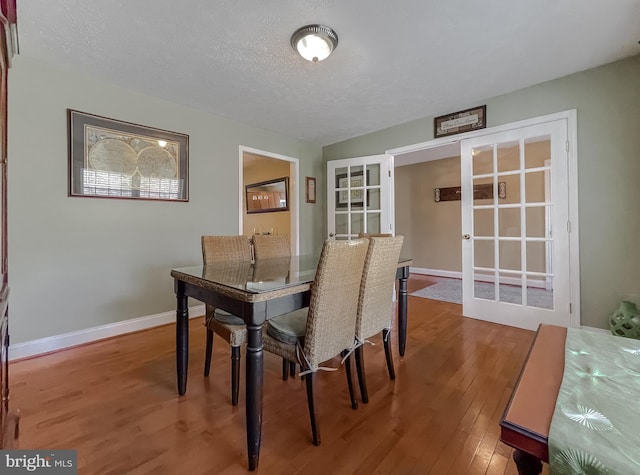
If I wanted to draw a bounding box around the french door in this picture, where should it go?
[460,119,573,330]
[327,155,393,239]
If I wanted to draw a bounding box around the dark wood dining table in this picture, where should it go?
[499,324,566,474]
[170,254,412,471]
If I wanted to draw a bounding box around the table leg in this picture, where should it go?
[246,322,264,471]
[513,449,543,475]
[398,266,409,357]
[176,281,189,396]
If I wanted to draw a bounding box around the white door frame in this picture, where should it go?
[238,146,300,255]
[386,110,580,327]
[544,159,553,291]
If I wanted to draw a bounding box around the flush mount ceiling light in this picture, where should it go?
[290,24,338,62]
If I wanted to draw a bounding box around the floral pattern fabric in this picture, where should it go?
[548,329,640,474]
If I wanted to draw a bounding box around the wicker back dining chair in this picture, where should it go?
[262,238,369,445]
[354,235,404,403]
[201,235,252,406]
[252,233,291,260]
[357,233,393,238]
[252,233,297,379]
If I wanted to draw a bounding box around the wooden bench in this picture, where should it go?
[499,324,567,475]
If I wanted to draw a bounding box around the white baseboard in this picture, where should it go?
[9,304,205,361]
[411,267,462,279]
[410,267,547,289]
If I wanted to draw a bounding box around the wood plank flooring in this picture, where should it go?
[9,275,548,474]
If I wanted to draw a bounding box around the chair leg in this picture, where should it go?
[383,329,396,380]
[304,372,321,445]
[204,328,214,377]
[355,346,369,404]
[289,360,296,379]
[282,358,289,381]
[342,350,358,410]
[231,346,241,406]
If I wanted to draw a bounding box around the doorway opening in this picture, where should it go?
[391,143,470,303]
[238,146,300,255]
[393,142,463,281]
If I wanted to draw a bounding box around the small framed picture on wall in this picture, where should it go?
[306,176,316,203]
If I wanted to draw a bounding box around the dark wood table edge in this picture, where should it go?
[499,324,549,475]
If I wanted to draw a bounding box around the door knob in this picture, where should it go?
[329,233,335,237]
[462,234,471,240]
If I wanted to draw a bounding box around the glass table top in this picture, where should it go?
[172,255,412,295]
[172,255,319,294]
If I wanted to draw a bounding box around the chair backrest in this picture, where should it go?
[252,234,291,259]
[303,238,369,368]
[201,236,252,317]
[201,235,252,264]
[357,233,393,238]
[251,256,291,282]
[356,236,404,340]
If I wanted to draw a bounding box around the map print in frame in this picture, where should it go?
[68,110,189,201]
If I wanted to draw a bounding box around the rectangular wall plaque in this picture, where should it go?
[305,176,316,203]
[434,105,486,138]
[434,182,506,202]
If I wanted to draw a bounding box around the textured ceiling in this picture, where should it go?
[16,0,640,146]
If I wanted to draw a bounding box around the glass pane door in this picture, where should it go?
[461,120,571,330]
[327,155,392,240]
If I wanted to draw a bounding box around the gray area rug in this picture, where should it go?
[411,278,552,309]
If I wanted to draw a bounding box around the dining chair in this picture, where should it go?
[358,233,397,308]
[262,238,369,445]
[354,235,404,403]
[201,235,252,406]
[252,233,297,379]
[252,233,291,259]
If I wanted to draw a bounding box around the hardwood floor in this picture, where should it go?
[9,275,547,474]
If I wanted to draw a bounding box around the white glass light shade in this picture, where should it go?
[296,34,332,62]
[291,25,338,62]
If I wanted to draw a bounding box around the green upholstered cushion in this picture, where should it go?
[267,308,308,345]
[214,309,245,326]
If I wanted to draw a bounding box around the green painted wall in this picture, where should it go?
[8,56,324,344]
[324,54,640,329]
